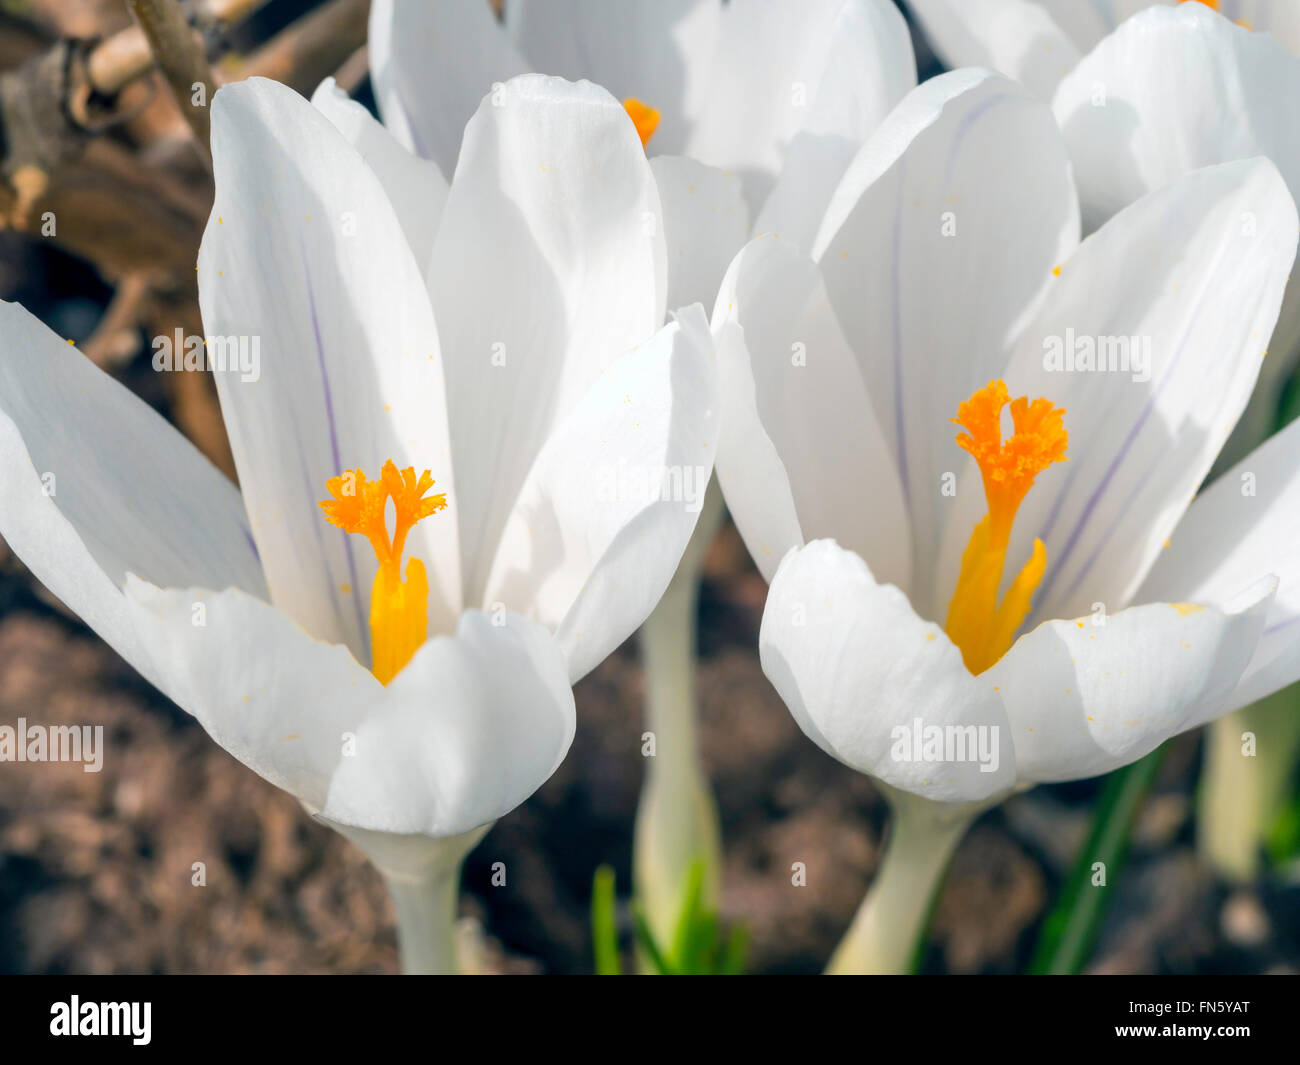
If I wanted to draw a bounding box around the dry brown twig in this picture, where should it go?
[125,0,217,165]
[0,0,374,474]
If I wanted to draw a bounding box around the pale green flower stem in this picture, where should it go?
[633,478,725,949]
[826,789,983,975]
[321,814,489,975]
[1199,685,1300,881]
[382,863,462,974]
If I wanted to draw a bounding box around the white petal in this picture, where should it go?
[688,0,905,209]
[989,587,1274,782]
[310,77,448,266]
[124,579,574,837]
[483,308,718,683]
[1232,0,1300,56]
[1052,3,1300,449]
[506,0,723,156]
[322,611,575,835]
[1141,415,1300,712]
[813,69,1078,615]
[1053,4,1300,232]
[949,158,1299,628]
[368,0,526,176]
[753,0,917,252]
[200,78,460,657]
[711,318,804,581]
[0,302,264,688]
[650,155,749,313]
[712,237,911,589]
[904,0,1082,98]
[429,75,666,607]
[760,540,1016,801]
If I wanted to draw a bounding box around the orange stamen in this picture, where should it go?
[320,459,446,684]
[623,98,660,150]
[944,380,1068,674]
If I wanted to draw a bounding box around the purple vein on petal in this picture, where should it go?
[1034,212,1229,610]
[300,237,368,658]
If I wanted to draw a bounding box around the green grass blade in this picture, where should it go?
[1029,746,1166,974]
[591,865,621,976]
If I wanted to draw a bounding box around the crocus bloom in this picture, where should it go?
[369,0,920,271]
[905,0,1300,98]
[713,68,1300,802]
[0,74,717,968]
[908,3,1300,453]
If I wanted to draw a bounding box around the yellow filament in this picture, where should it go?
[623,98,660,150]
[319,459,447,684]
[943,380,1068,674]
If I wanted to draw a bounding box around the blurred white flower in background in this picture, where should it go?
[370,0,920,299]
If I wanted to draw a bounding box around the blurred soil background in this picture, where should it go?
[1,0,1299,975]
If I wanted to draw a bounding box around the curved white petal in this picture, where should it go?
[1141,415,1300,712]
[1053,3,1300,460]
[0,302,265,689]
[200,78,460,658]
[310,77,448,266]
[483,308,718,682]
[368,0,526,176]
[989,586,1274,783]
[125,579,574,838]
[322,610,575,835]
[429,74,667,608]
[813,69,1079,615]
[712,237,911,589]
[945,158,1299,629]
[650,155,749,314]
[711,317,804,582]
[1231,0,1300,56]
[761,540,1016,801]
[506,0,723,156]
[904,0,1082,98]
[1053,4,1300,232]
[688,0,904,209]
[753,0,917,252]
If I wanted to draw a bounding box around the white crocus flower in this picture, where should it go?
[369,0,919,282]
[0,74,718,973]
[905,0,1300,99]
[911,0,1300,880]
[367,0,917,950]
[712,68,1300,972]
[910,2,1300,459]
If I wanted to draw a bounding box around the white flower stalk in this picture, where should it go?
[0,74,718,973]
[367,0,919,946]
[712,68,1300,972]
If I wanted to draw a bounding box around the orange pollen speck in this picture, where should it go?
[944,380,1068,674]
[623,98,660,150]
[319,459,447,685]
[1179,0,1218,8]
